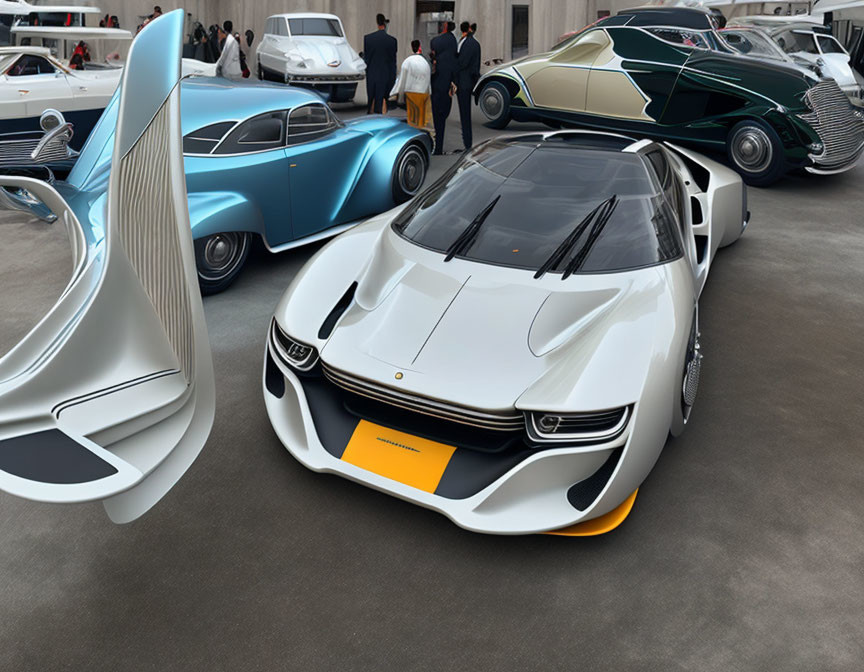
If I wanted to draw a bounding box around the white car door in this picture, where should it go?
[258,16,290,73]
[815,34,857,91]
[0,10,214,523]
[4,54,73,118]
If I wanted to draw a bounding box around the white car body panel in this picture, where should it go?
[255,12,365,83]
[0,10,214,522]
[264,133,748,534]
[0,46,121,121]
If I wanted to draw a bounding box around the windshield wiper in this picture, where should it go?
[561,195,619,279]
[533,195,617,279]
[443,195,501,262]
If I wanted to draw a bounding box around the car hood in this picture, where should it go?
[286,37,364,74]
[318,227,674,413]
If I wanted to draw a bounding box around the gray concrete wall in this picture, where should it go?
[31,0,609,73]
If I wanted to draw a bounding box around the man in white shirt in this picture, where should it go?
[390,40,434,136]
[215,27,243,81]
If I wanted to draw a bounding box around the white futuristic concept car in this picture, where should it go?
[264,132,749,536]
[255,13,365,102]
[0,10,214,522]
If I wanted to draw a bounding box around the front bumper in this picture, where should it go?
[263,339,645,536]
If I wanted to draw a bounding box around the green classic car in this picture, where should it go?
[474,6,864,185]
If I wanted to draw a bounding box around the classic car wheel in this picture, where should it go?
[478,82,512,129]
[194,232,251,295]
[392,145,428,203]
[727,120,785,186]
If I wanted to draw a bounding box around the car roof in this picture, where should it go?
[179,77,328,130]
[267,13,341,21]
[499,130,646,153]
[0,45,52,57]
[615,6,715,30]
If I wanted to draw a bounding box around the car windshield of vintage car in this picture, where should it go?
[394,141,682,274]
[817,35,845,54]
[646,27,710,49]
[722,30,787,61]
[288,18,343,37]
[776,31,818,55]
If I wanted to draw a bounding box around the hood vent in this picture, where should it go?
[318,282,357,340]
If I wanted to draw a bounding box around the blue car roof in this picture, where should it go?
[179,77,327,132]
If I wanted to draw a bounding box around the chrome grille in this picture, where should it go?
[799,80,864,170]
[0,136,69,166]
[321,363,524,432]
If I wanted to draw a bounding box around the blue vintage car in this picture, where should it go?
[45,76,432,293]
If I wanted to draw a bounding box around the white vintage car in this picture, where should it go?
[255,12,365,102]
[0,45,123,154]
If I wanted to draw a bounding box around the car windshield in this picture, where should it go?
[722,30,787,60]
[776,30,818,55]
[394,140,682,274]
[817,35,845,54]
[288,18,343,37]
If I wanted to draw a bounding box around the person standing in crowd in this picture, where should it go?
[137,6,161,34]
[455,21,481,152]
[390,40,433,136]
[429,21,458,155]
[69,41,91,70]
[215,25,243,80]
[220,21,233,51]
[363,14,398,115]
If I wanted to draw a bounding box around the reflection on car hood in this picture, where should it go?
[287,37,364,74]
[319,227,673,412]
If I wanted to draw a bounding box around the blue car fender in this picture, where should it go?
[187,191,263,239]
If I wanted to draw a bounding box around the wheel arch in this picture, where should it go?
[188,190,265,240]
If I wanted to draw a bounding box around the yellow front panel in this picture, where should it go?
[342,421,457,493]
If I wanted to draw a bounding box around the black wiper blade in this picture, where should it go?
[561,195,619,279]
[443,195,501,262]
[533,195,616,279]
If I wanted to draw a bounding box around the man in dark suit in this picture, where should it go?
[429,21,458,155]
[363,13,398,114]
[455,21,481,151]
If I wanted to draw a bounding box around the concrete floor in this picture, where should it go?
[1,106,863,671]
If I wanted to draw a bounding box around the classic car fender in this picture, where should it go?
[335,118,431,222]
[187,191,264,239]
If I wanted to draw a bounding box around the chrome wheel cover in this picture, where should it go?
[480,86,504,120]
[397,147,426,196]
[730,126,773,174]
[198,232,248,281]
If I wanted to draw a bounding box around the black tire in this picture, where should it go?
[726,119,786,187]
[194,232,251,295]
[477,81,512,129]
[392,144,428,203]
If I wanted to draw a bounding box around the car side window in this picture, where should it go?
[213,111,286,155]
[182,121,237,155]
[287,104,340,144]
[7,54,56,76]
[646,28,708,50]
[276,18,289,37]
[645,149,685,228]
[817,35,845,55]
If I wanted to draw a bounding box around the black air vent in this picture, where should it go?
[318,282,357,339]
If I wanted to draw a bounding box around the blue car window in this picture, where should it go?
[287,103,338,144]
[213,111,286,155]
[182,121,236,155]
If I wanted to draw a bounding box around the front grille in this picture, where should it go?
[321,362,524,432]
[0,137,69,166]
[288,74,364,82]
[799,80,864,170]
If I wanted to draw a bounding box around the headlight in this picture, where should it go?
[526,407,631,444]
[270,319,318,371]
[808,142,824,154]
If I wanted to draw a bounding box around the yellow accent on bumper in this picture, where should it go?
[545,489,638,537]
